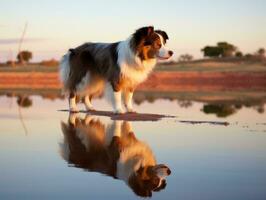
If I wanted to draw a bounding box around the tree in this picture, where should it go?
[17,50,32,63]
[235,51,243,57]
[178,54,193,62]
[201,46,222,57]
[217,42,237,57]
[245,53,253,59]
[201,42,237,58]
[257,48,265,58]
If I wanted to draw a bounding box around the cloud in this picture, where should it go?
[0,38,46,45]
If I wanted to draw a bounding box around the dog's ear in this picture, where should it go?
[133,26,154,42]
[132,26,154,50]
[69,48,75,53]
[147,26,154,35]
[136,26,154,36]
[155,30,169,43]
[128,172,153,197]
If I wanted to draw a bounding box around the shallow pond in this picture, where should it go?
[0,96,266,199]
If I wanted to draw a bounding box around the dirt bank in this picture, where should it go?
[0,71,265,92]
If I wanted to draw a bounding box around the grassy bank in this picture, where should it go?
[156,60,266,72]
[0,59,266,73]
[0,65,58,73]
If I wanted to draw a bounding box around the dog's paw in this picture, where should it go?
[70,107,79,113]
[85,105,95,112]
[126,108,136,113]
[114,108,124,114]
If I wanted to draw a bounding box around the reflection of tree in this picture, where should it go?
[6,93,16,97]
[242,102,265,114]
[203,104,237,118]
[2,91,265,115]
[17,96,32,108]
[234,104,242,109]
[42,94,64,101]
[254,104,265,114]
[178,100,192,108]
[134,95,156,104]
[133,94,148,105]
[134,92,182,105]
[203,102,265,117]
[146,95,155,103]
[16,95,30,135]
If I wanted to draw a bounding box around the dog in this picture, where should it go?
[59,26,173,113]
[60,114,171,197]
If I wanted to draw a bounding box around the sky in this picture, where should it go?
[0,0,266,62]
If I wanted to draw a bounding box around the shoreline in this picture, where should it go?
[0,71,265,91]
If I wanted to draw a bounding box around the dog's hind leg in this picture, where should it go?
[69,91,79,113]
[84,95,94,111]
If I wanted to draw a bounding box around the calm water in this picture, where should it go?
[0,96,266,200]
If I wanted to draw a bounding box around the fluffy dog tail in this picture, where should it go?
[59,51,71,94]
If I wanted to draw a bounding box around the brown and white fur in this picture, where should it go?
[60,114,171,197]
[59,26,173,113]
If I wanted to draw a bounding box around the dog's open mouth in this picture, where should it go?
[156,55,171,60]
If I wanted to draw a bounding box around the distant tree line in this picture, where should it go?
[2,44,266,66]
[201,42,265,59]
[177,42,265,63]
[178,54,193,62]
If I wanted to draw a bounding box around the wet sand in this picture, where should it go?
[58,110,229,125]
[59,109,174,121]
[178,120,229,126]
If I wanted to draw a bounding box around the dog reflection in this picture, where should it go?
[60,114,171,197]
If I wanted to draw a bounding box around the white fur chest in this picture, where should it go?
[120,59,156,86]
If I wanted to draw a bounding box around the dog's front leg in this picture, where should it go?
[105,120,122,146]
[124,90,135,113]
[84,95,94,111]
[113,90,124,114]
[108,120,123,160]
[69,92,79,113]
[68,112,78,126]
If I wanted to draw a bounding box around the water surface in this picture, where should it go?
[0,96,266,200]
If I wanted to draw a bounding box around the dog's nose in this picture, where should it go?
[167,168,171,175]
[168,50,173,56]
